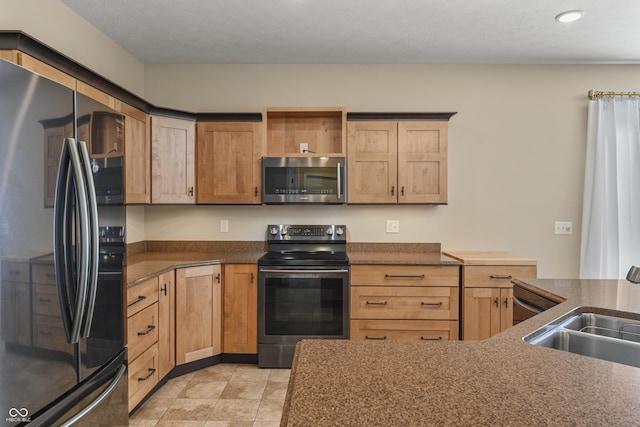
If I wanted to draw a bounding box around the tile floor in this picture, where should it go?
[129,364,290,427]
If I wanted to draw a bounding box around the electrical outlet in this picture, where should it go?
[299,142,309,153]
[554,221,573,235]
[220,219,229,233]
[386,220,400,233]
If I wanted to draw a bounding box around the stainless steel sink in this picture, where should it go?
[524,309,640,368]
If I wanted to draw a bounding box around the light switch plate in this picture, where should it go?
[554,221,572,235]
[220,219,229,233]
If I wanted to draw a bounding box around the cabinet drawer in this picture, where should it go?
[31,263,56,285]
[128,343,159,412]
[351,319,459,341]
[2,261,29,282]
[32,314,71,353]
[127,302,159,361]
[463,265,537,288]
[351,265,459,287]
[351,286,458,320]
[127,277,159,317]
[32,284,61,317]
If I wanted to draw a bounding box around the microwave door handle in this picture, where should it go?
[78,141,99,337]
[337,162,341,200]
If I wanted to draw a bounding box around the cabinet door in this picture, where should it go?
[151,116,196,204]
[397,121,448,204]
[223,264,258,354]
[158,270,175,378]
[175,265,221,364]
[500,287,514,333]
[196,122,262,204]
[1,282,31,345]
[463,287,501,340]
[122,103,150,204]
[347,121,398,203]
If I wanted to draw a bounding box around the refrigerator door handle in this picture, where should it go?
[66,138,91,344]
[59,363,127,427]
[53,138,74,342]
[78,141,99,337]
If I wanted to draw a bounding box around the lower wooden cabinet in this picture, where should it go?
[463,287,513,340]
[223,264,258,354]
[157,270,175,379]
[128,343,159,412]
[176,265,222,364]
[443,251,537,341]
[126,276,160,411]
[350,265,460,341]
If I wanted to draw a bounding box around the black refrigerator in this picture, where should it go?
[0,59,128,426]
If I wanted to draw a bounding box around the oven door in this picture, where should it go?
[258,266,350,367]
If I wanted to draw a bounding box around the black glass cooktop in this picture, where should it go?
[258,250,349,266]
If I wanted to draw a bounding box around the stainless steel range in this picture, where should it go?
[258,224,350,368]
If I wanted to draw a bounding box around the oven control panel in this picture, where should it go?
[267,224,346,241]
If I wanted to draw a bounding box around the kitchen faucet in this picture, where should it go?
[626,266,640,283]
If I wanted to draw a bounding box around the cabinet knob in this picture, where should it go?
[215,273,221,284]
[250,272,255,283]
[161,283,168,296]
[188,186,194,197]
[401,186,405,196]
[494,297,499,308]
[504,297,509,308]
[391,186,395,196]
[254,187,258,197]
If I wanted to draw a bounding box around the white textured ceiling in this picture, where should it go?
[61,0,640,64]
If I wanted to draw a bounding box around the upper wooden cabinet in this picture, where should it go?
[151,115,196,204]
[347,119,451,204]
[120,103,151,204]
[264,107,346,156]
[196,121,262,204]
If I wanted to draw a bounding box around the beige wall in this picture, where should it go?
[143,64,640,278]
[0,0,145,96]
[5,1,640,278]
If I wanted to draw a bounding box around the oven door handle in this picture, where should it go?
[259,268,350,274]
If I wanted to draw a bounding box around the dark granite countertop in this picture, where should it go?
[124,242,460,286]
[281,278,640,426]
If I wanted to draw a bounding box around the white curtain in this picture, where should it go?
[580,97,640,279]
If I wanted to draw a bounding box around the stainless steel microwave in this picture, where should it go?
[262,157,347,204]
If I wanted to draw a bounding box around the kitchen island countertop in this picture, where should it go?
[282,278,640,426]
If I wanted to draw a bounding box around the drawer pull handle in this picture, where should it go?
[489,275,513,280]
[366,301,388,306]
[38,297,52,304]
[161,283,168,296]
[365,336,387,340]
[384,274,425,279]
[504,297,509,308]
[138,368,156,381]
[127,295,147,308]
[421,336,443,341]
[137,325,156,336]
[39,330,53,336]
[46,273,56,278]
[421,301,443,307]
[494,297,499,308]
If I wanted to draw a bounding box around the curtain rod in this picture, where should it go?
[588,90,640,100]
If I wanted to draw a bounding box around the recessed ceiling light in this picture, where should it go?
[555,10,585,23]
